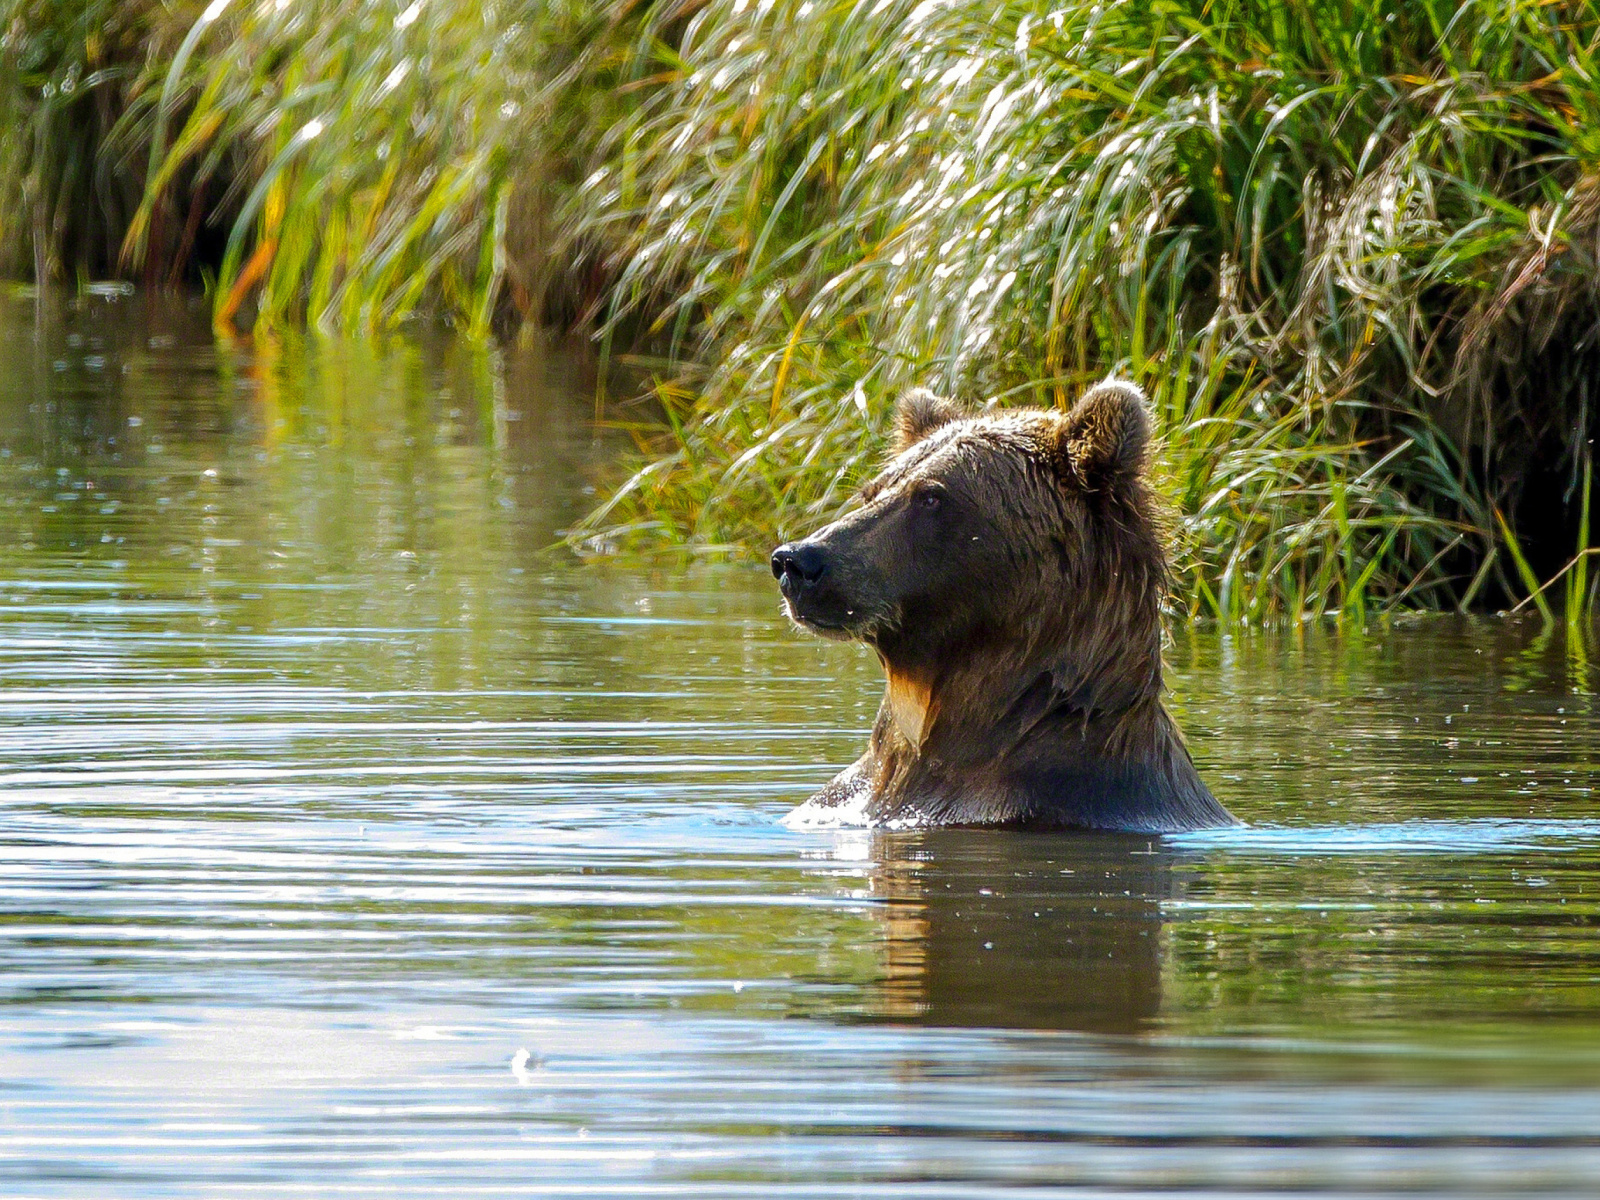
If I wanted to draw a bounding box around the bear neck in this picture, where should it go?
[875,613,1163,747]
[868,635,1232,831]
[874,648,1159,761]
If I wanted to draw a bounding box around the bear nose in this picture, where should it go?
[771,542,828,588]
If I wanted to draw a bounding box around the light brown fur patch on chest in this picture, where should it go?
[885,669,934,748]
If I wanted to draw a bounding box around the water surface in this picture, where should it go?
[2,293,1599,1196]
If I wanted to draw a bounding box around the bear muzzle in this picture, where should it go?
[771,540,855,634]
[771,542,828,592]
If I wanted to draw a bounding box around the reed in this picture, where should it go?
[1573,461,1595,624]
[0,0,174,283]
[120,0,671,336]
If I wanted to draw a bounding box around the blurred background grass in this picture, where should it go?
[1,0,1597,621]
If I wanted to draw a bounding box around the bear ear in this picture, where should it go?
[893,388,962,453]
[1054,379,1152,494]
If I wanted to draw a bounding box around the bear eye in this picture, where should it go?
[914,488,945,511]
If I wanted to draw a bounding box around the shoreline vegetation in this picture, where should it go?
[3,0,1598,622]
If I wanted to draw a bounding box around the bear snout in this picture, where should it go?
[771,542,829,596]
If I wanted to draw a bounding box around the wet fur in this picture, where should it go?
[784,380,1237,833]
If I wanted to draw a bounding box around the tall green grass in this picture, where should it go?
[0,0,171,282]
[1,0,666,326]
[571,0,1599,620]
[125,0,667,336]
[3,0,1598,620]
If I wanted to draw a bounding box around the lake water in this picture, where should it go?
[2,292,1599,1197]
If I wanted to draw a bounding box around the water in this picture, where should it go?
[2,292,1599,1197]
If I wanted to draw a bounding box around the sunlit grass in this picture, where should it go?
[122,0,666,337]
[3,0,1598,620]
[570,0,1599,621]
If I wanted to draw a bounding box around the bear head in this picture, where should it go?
[771,380,1168,743]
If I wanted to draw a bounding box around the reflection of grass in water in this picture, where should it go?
[1163,836,1600,1072]
[1172,819,1600,854]
[4,0,1600,619]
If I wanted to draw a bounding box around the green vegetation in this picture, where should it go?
[3,0,1599,621]
[578,0,1600,624]
[2,0,651,328]
[128,0,659,337]
[0,0,167,282]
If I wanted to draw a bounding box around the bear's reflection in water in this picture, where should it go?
[866,831,1178,1033]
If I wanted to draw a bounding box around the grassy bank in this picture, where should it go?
[2,0,659,332]
[2,0,1598,620]
[577,0,1600,622]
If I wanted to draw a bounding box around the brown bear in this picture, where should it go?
[770,380,1237,832]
